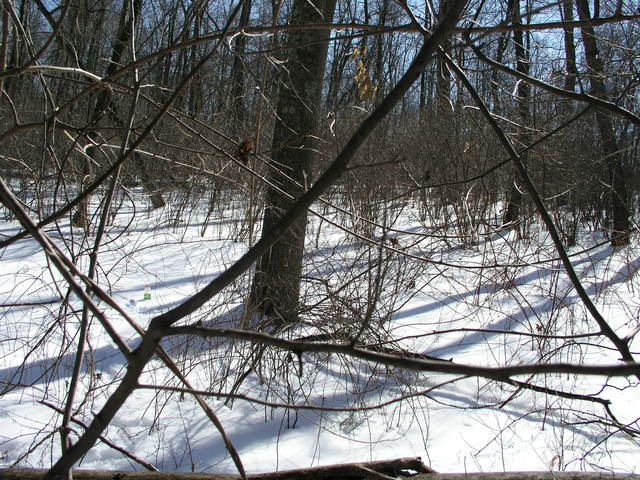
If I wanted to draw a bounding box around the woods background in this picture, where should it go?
[0,0,639,478]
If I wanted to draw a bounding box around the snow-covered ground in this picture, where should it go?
[1,194,639,474]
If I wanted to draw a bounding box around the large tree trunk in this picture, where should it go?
[575,0,630,246]
[250,0,337,326]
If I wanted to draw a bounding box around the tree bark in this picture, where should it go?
[250,0,337,326]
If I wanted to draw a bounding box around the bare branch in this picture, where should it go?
[166,325,640,379]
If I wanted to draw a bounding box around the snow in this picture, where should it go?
[1,196,639,474]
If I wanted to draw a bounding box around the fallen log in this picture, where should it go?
[3,463,640,480]
[1,457,430,480]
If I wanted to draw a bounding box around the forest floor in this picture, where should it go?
[1,194,639,474]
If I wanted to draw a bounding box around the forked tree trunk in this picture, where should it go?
[575,0,630,246]
[250,0,337,326]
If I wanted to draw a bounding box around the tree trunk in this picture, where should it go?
[250,0,337,326]
[575,0,630,246]
[436,0,452,114]
[502,0,530,229]
[561,0,578,94]
[230,0,253,130]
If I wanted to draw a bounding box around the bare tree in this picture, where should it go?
[501,0,531,229]
[250,0,338,325]
[575,0,631,246]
